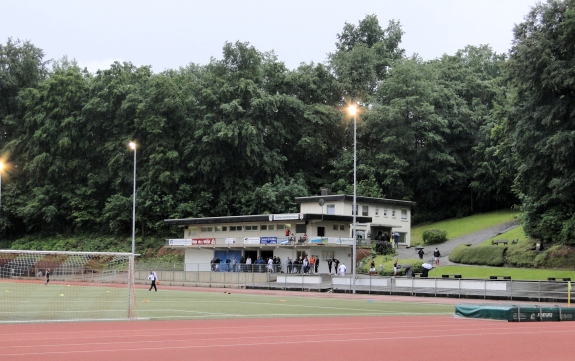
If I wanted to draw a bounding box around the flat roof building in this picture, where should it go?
[164,194,414,274]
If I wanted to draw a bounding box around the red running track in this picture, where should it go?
[0,316,573,361]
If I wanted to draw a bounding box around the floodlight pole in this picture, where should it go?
[0,163,3,245]
[347,105,358,294]
[128,142,137,318]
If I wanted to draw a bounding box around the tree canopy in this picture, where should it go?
[2,3,575,247]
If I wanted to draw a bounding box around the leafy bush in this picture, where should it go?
[505,240,537,267]
[448,244,505,266]
[373,240,394,255]
[534,245,575,269]
[422,229,447,245]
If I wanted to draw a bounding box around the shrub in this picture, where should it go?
[505,240,537,267]
[534,245,575,269]
[422,229,447,245]
[448,244,505,266]
[373,240,394,255]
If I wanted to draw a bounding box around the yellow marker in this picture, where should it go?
[568,282,572,307]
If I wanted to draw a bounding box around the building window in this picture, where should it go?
[230,225,243,231]
[362,206,369,216]
[245,225,258,231]
[401,209,408,220]
[332,224,338,230]
[260,225,267,231]
[383,209,388,217]
[201,226,213,232]
[339,225,345,231]
[326,205,335,215]
[276,224,290,230]
[375,208,379,216]
[392,210,396,218]
[215,226,223,232]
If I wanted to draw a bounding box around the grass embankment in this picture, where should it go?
[450,225,575,270]
[410,209,520,246]
[362,209,575,279]
[5,234,184,267]
[427,266,575,281]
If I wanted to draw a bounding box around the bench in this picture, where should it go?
[441,274,462,279]
[490,276,511,280]
[548,277,571,282]
[511,238,519,244]
[491,240,508,245]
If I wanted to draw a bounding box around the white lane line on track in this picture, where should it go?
[2,325,574,350]
[3,328,575,357]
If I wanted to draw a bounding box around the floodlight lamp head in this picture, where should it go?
[129,142,136,150]
[348,105,357,116]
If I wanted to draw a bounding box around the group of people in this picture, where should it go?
[286,255,319,274]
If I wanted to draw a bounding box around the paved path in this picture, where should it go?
[397,220,520,266]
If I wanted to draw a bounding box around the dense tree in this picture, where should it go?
[329,14,404,100]
[505,0,575,244]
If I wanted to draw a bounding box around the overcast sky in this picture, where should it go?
[1,0,536,73]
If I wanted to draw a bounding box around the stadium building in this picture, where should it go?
[164,192,415,274]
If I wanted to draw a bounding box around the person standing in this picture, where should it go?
[44,269,50,286]
[232,256,237,272]
[369,260,376,276]
[434,248,441,266]
[309,256,315,274]
[246,256,252,272]
[327,258,333,274]
[314,258,319,273]
[338,262,347,276]
[393,259,399,276]
[333,259,340,275]
[148,270,158,292]
[225,258,231,272]
[418,248,424,260]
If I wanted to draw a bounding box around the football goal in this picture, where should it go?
[0,250,137,322]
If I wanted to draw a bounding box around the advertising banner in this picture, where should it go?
[225,238,236,244]
[260,236,278,244]
[168,239,191,246]
[243,237,260,245]
[191,238,216,245]
[328,237,355,245]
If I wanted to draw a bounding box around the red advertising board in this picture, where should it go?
[191,238,216,245]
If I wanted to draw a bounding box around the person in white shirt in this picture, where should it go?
[246,256,252,272]
[148,270,158,292]
[338,263,347,276]
[267,257,274,272]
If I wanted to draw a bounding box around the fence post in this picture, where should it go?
[510,280,513,300]
[539,280,541,302]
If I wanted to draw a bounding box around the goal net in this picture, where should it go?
[0,250,137,322]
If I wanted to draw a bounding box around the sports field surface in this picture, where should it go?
[0,284,573,361]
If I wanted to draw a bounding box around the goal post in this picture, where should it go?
[0,250,138,322]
